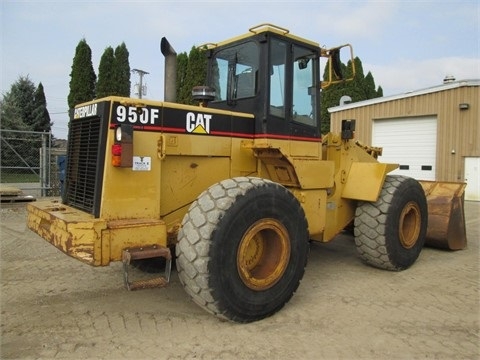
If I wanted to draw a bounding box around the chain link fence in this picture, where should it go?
[0,129,66,197]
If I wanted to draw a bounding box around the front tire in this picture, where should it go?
[354,175,428,271]
[176,177,309,323]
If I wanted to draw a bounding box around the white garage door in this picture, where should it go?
[373,117,437,181]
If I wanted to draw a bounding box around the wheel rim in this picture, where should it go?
[399,201,421,249]
[237,218,291,291]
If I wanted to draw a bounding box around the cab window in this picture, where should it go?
[269,39,287,118]
[210,41,259,102]
[292,46,317,126]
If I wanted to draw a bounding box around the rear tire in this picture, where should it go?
[176,177,309,323]
[354,175,427,271]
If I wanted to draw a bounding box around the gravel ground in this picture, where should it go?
[1,200,479,360]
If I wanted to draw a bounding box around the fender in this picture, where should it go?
[342,162,398,201]
[248,140,335,189]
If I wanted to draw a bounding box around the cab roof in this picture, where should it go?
[203,23,320,50]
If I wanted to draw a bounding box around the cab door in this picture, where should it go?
[268,38,320,140]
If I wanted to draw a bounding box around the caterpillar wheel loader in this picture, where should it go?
[27,24,467,323]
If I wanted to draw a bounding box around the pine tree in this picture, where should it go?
[0,76,51,132]
[96,47,115,98]
[320,56,382,133]
[177,46,207,105]
[363,72,377,99]
[7,76,37,129]
[342,57,366,103]
[32,82,52,132]
[68,38,96,108]
[0,92,29,169]
[320,60,350,134]
[176,52,189,103]
[0,76,39,131]
[114,42,131,96]
[0,93,28,131]
[377,86,384,97]
[1,76,51,170]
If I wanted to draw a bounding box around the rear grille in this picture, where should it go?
[65,116,102,214]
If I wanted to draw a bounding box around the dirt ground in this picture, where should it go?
[1,200,479,360]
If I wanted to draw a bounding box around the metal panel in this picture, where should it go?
[342,162,396,201]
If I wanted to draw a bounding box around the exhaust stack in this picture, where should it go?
[160,37,177,103]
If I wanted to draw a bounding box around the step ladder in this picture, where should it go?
[122,245,172,291]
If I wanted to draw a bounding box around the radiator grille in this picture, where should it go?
[65,117,101,214]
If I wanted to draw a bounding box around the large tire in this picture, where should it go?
[176,177,309,323]
[354,175,428,271]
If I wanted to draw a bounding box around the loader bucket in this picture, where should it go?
[419,181,467,250]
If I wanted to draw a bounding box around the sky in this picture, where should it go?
[1,0,479,140]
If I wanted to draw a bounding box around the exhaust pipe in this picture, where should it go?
[160,37,177,103]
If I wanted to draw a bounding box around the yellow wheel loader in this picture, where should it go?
[27,24,467,323]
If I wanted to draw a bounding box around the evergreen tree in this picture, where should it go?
[0,76,51,132]
[32,82,52,132]
[340,57,366,104]
[0,93,30,169]
[0,94,28,131]
[7,76,37,128]
[320,60,350,134]
[68,38,96,108]
[1,76,51,171]
[363,72,377,99]
[114,42,131,96]
[96,46,115,98]
[176,52,189,103]
[177,46,207,105]
[377,86,384,97]
[320,56,382,133]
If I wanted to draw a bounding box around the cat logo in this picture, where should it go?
[186,112,211,134]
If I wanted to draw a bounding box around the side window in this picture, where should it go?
[234,64,256,99]
[292,46,317,126]
[211,58,228,101]
[210,42,258,102]
[269,39,287,118]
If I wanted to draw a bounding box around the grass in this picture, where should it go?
[0,172,40,183]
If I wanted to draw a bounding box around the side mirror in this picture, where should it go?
[330,49,343,80]
[298,58,310,70]
[321,44,355,89]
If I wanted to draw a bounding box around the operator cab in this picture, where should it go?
[203,24,322,140]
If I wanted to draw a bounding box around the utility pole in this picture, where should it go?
[132,68,149,99]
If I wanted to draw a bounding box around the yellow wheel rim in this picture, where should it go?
[399,201,421,249]
[237,219,291,290]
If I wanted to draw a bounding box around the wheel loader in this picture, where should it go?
[26,24,467,323]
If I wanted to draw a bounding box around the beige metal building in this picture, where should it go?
[329,79,479,201]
